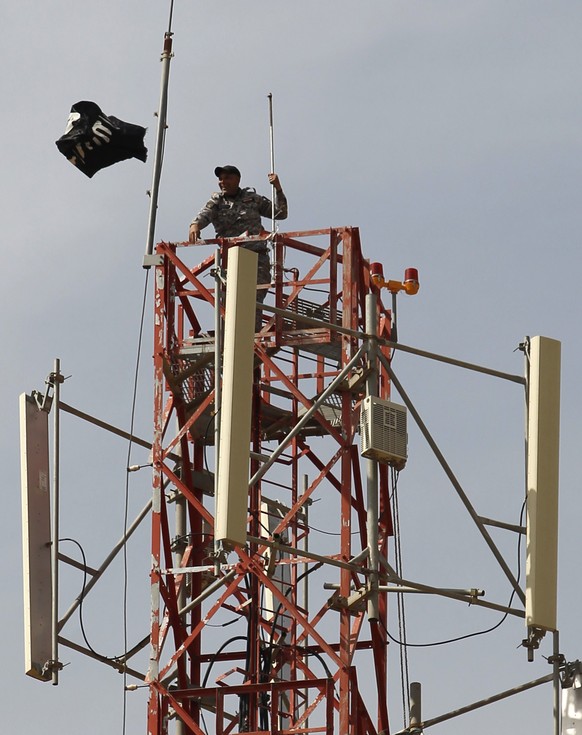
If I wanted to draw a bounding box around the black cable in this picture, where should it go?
[204,617,240,628]
[202,407,218,474]
[58,538,144,663]
[258,563,325,730]
[198,564,331,727]
[307,523,360,537]
[382,598,514,649]
[201,636,249,688]
[516,497,526,583]
[240,574,254,730]
[295,646,335,682]
[383,499,527,649]
[262,564,324,682]
[172,531,214,544]
[267,564,323,648]
[258,517,273,537]
[258,582,270,731]
[58,538,105,659]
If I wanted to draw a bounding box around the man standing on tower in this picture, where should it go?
[189,165,287,242]
[189,165,288,328]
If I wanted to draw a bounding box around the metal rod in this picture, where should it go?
[246,535,373,575]
[554,630,561,735]
[58,636,145,681]
[302,473,309,728]
[268,92,275,233]
[144,31,173,264]
[365,294,379,621]
[378,351,526,605]
[58,553,99,575]
[179,569,238,617]
[248,345,366,488]
[391,291,398,343]
[402,673,553,731]
[166,543,369,577]
[380,586,483,596]
[214,246,223,569]
[323,583,484,597]
[58,499,152,629]
[175,486,187,735]
[350,548,371,565]
[409,682,421,729]
[51,359,61,685]
[59,401,180,462]
[376,559,524,617]
[478,515,526,534]
[260,303,525,385]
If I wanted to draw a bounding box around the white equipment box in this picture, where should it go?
[360,395,407,468]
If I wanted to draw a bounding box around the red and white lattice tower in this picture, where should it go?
[147,227,396,735]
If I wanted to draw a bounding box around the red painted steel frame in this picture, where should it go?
[148,228,394,735]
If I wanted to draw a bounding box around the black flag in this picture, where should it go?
[55,101,148,178]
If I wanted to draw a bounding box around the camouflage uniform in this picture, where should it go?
[192,187,288,239]
[191,187,288,329]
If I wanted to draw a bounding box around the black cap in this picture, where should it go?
[214,165,241,178]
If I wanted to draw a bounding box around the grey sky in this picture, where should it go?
[2,2,581,733]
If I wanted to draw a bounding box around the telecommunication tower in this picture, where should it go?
[20,227,573,734]
[146,227,412,734]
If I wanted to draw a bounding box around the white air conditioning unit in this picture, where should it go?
[360,396,407,468]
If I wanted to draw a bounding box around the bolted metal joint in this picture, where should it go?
[522,626,546,662]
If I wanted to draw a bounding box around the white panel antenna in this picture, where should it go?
[215,247,258,549]
[20,393,52,681]
[525,335,561,632]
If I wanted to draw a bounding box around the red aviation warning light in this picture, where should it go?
[370,262,420,295]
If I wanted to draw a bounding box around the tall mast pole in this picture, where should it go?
[365,294,380,621]
[50,359,62,685]
[143,16,174,267]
